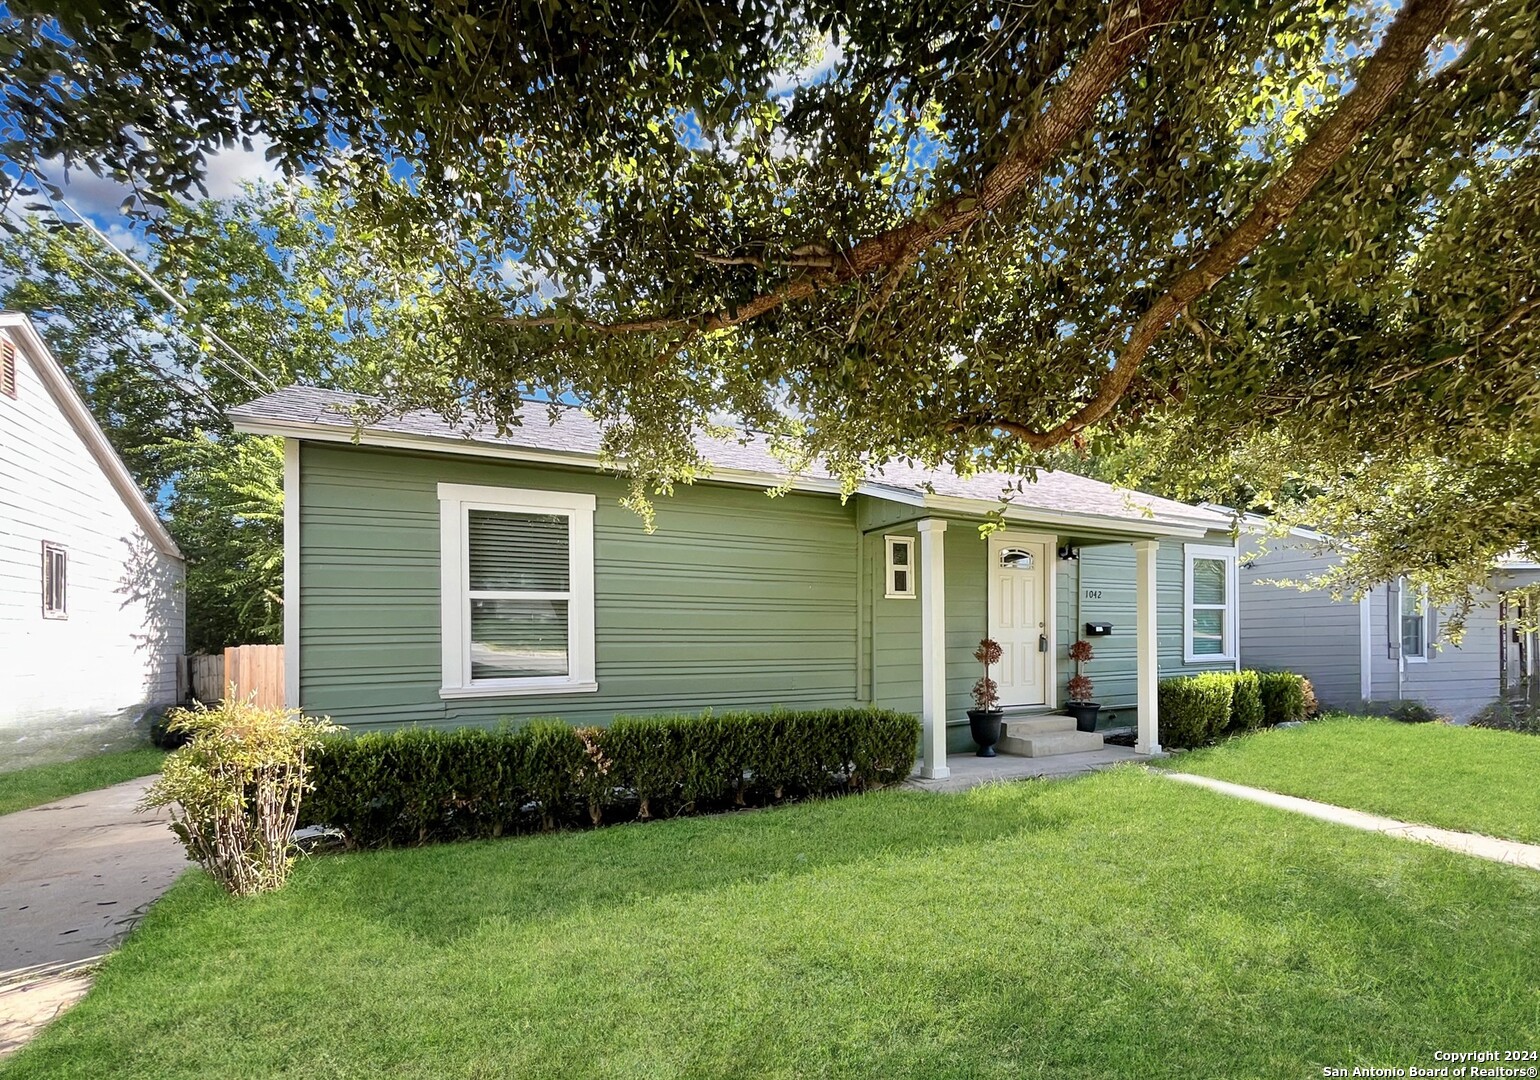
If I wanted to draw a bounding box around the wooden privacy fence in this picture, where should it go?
[186,645,285,708]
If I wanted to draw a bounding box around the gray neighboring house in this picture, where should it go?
[1237,526,1539,721]
[230,387,1244,779]
[0,313,185,755]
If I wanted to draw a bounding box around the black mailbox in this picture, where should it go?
[1084,622,1113,636]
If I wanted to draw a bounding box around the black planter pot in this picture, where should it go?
[1065,701,1101,732]
[967,709,1004,757]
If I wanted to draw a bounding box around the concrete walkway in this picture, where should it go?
[1164,772,1540,872]
[0,776,187,1057]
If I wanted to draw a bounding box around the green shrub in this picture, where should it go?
[303,708,921,848]
[140,699,336,895]
[1258,671,1309,726]
[1158,674,1233,750]
[1226,671,1264,733]
[519,721,587,831]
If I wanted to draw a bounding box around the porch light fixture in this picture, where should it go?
[1057,544,1080,562]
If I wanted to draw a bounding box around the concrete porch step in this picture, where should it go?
[1000,714,1077,737]
[997,722,1106,758]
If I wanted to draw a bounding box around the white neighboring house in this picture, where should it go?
[1236,522,1540,722]
[0,312,185,749]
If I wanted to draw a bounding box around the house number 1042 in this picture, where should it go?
[1084,589,1103,600]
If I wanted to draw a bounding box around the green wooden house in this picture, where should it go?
[231,388,1240,780]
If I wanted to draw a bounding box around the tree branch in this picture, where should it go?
[499,0,1187,336]
[977,0,1457,451]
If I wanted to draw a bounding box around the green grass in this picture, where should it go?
[1166,715,1540,844]
[5,766,1539,1079]
[0,747,166,816]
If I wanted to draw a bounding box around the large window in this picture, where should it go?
[1400,579,1429,662]
[42,541,66,618]
[1184,544,1237,663]
[438,483,596,697]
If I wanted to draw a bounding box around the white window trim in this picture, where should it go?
[884,534,916,599]
[41,540,67,619]
[1183,543,1237,664]
[1401,578,1430,664]
[438,482,598,698]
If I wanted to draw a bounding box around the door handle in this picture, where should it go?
[1039,634,1048,653]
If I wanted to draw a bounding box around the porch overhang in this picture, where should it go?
[918,494,1218,541]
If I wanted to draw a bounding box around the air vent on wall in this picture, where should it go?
[0,337,14,398]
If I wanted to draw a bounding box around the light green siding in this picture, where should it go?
[298,443,861,731]
[298,443,1231,741]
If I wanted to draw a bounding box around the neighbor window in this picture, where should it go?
[1400,579,1429,662]
[1184,544,1237,663]
[885,536,915,598]
[438,483,596,697]
[42,542,67,618]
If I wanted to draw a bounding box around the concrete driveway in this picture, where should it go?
[0,776,188,1056]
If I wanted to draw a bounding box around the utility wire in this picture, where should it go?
[2,204,271,403]
[53,195,282,395]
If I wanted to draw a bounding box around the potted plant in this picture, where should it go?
[1066,639,1100,731]
[968,638,1004,757]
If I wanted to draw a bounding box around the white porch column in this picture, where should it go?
[918,518,950,779]
[1133,539,1162,756]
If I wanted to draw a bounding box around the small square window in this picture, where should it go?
[42,542,67,618]
[885,536,915,599]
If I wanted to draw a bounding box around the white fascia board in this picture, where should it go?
[231,415,906,501]
[921,494,1215,539]
[1,313,182,559]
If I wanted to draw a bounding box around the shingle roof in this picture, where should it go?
[229,385,1229,534]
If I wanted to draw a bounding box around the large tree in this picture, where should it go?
[2,0,1536,606]
[0,184,439,648]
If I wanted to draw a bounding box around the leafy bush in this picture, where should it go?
[1258,672,1309,726]
[148,706,192,750]
[139,698,336,896]
[1225,671,1265,733]
[1158,674,1234,750]
[303,708,921,848]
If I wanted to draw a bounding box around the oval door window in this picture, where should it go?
[999,548,1035,570]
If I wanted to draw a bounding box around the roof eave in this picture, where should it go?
[230,413,903,501]
[921,494,1220,540]
[237,413,1221,536]
[1,313,182,560]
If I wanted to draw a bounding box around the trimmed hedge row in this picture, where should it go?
[1158,670,1311,750]
[301,707,920,847]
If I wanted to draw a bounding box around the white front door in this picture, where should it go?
[988,536,1048,707]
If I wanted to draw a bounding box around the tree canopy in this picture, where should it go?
[2,0,1537,608]
[0,184,439,648]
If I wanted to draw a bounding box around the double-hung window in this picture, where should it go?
[1184,544,1237,663]
[1400,579,1429,662]
[885,535,915,598]
[438,483,597,697]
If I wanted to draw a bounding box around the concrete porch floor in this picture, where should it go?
[904,744,1149,793]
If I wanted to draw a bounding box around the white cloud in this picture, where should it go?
[769,37,844,97]
[43,138,285,222]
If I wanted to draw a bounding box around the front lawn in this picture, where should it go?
[5,766,1539,1079]
[0,746,166,816]
[1167,715,1540,844]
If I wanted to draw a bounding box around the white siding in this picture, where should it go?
[0,330,184,743]
[1237,536,1363,710]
